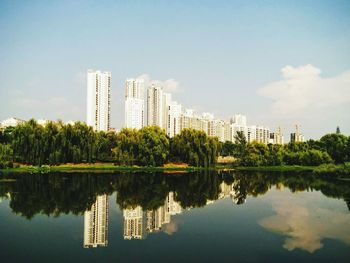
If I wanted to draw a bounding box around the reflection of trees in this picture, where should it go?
[2,174,115,219]
[169,170,221,208]
[115,170,221,210]
[114,173,169,210]
[1,170,350,219]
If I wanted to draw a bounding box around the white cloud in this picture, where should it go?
[258,64,350,116]
[136,74,182,93]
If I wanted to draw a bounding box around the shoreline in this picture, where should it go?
[0,163,225,174]
[234,165,315,172]
[0,163,349,176]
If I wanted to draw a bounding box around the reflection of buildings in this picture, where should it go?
[166,192,182,215]
[123,206,146,240]
[83,195,109,248]
[218,181,246,205]
[123,192,182,240]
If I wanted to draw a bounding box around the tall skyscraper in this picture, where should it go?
[125,79,145,129]
[165,101,182,137]
[83,195,109,248]
[290,124,304,143]
[86,70,111,131]
[147,84,164,128]
[273,127,284,144]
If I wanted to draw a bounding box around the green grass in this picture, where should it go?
[235,163,350,177]
[0,163,207,174]
[235,165,315,172]
[1,163,349,176]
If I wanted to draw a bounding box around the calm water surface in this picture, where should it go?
[0,171,349,262]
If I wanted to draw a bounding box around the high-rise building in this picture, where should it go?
[179,110,210,133]
[86,70,111,131]
[125,79,145,129]
[290,125,304,143]
[230,114,248,142]
[208,119,226,142]
[270,127,284,144]
[83,195,109,248]
[147,84,164,128]
[164,94,182,137]
[231,124,248,143]
[246,125,270,144]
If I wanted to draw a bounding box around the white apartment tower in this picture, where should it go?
[86,70,111,131]
[83,195,109,248]
[147,84,164,128]
[125,79,145,129]
[163,93,182,137]
[274,127,284,144]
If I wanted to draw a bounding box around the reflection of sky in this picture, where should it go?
[258,189,350,253]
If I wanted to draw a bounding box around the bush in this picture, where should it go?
[0,161,14,169]
[313,163,350,176]
[300,149,332,166]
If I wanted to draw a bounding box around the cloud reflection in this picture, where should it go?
[259,192,350,253]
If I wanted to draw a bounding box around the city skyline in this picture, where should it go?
[0,1,349,139]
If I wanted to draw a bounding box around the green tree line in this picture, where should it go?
[0,120,220,168]
[220,131,350,166]
[1,119,349,168]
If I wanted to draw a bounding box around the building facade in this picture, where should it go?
[147,84,164,128]
[125,79,145,129]
[87,70,111,131]
[290,125,305,143]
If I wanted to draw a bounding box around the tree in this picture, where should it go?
[300,149,332,166]
[320,134,348,163]
[137,126,169,166]
[221,141,235,157]
[112,128,139,165]
[0,144,13,168]
[233,131,247,159]
[170,129,219,167]
[267,144,283,166]
[240,142,269,166]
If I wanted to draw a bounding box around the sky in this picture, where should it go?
[0,0,349,139]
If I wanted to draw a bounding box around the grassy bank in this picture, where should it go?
[0,163,209,174]
[235,165,315,172]
[235,163,350,176]
[1,162,349,176]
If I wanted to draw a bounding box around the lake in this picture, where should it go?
[0,171,349,262]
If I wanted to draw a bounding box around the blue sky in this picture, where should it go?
[0,0,349,139]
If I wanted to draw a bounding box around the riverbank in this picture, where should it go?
[235,163,350,176]
[235,165,315,172]
[0,163,216,174]
[0,162,349,176]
